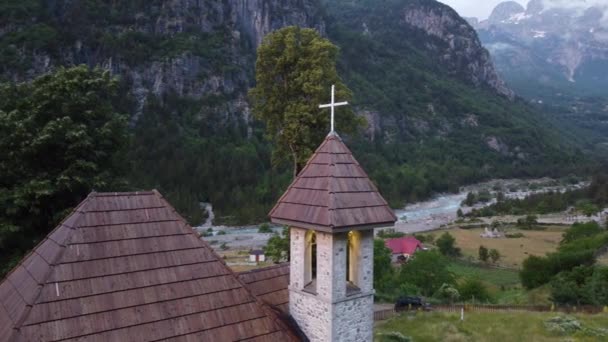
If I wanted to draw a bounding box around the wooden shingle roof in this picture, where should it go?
[269,133,397,232]
[237,263,290,315]
[0,191,298,342]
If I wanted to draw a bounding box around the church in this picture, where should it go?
[0,88,396,342]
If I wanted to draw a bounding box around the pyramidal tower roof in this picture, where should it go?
[269,133,397,232]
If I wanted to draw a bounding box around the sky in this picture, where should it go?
[438,0,528,19]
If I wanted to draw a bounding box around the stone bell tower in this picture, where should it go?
[269,132,397,342]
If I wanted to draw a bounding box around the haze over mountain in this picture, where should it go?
[470,0,608,98]
[466,0,608,143]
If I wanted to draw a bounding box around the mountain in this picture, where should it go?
[470,0,608,140]
[473,0,608,94]
[0,0,325,119]
[0,0,586,224]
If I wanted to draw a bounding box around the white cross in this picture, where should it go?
[319,85,348,133]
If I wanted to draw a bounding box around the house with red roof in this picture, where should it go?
[385,236,424,262]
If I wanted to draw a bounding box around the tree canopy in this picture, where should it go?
[0,65,128,275]
[249,26,362,177]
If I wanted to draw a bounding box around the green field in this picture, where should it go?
[423,227,564,268]
[375,312,608,342]
[447,261,520,287]
[447,260,553,305]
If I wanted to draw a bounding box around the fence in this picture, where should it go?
[374,304,606,321]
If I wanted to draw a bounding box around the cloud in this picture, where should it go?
[541,0,608,11]
[540,0,608,27]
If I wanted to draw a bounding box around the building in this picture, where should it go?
[249,249,266,262]
[0,133,396,341]
[0,191,300,341]
[385,236,423,262]
[269,132,397,341]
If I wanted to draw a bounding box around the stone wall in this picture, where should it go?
[290,290,332,341]
[333,294,374,341]
[289,228,375,342]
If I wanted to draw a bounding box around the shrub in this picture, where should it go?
[517,215,538,230]
[520,255,553,289]
[217,230,227,235]
[478,245,489,262]
[544,316,582,336]
[398,250,454,297]
[436,232,461,257]
[458,278,492,303]
[561,222,602,245]
[506,232,525,238]
[258,223,272,233]
[434,283,460,304]
[489,249,501,263]
[378,228,406,239]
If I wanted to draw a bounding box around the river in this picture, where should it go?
[196,178,587,248]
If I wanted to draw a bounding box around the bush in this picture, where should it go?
[517,215,539,230]
[544,316,582,336]
[520,255,553,289]
[374,239,395,293]
[258,223,272,233]
[378,228,406,239]
[217,230,227,235]
[478,245,489,262]
[561,221,602,245]
[521,249,596,289]
[505,232,525,238]
[436,232,461,257]
[489,249,501,263]
[458,278,492,303]
[398,250,454,297]
[413,233,433,244]
[434,283,460,304]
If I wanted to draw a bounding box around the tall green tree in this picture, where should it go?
[374,239,394,292]
[398,250,454,297]
[249,26,362,177]
[478,245,489,263]
[264,226,290,263]
[0,65,128,274]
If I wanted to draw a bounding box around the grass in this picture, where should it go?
[428,227,564,268]
[375,311,608,342]
[447,260,552,305]
[448,261,520,287]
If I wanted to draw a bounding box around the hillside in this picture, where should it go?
[326,0,586,205]
[0,0,589,224]
[471,0,608,143]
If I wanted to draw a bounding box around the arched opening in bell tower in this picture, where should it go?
[304,230,317,293]
[346,230,361,295]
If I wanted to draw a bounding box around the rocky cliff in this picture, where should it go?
[0,0,324,121]
[400,2,513,98]
[0,0,515,124]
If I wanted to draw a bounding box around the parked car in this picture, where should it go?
[394,296,431,312]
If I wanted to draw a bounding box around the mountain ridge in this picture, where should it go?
[0,0,587,223]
